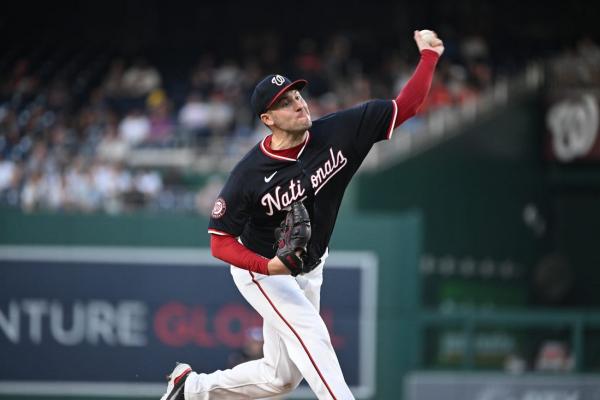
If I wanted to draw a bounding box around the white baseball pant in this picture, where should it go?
[183,250,354,400]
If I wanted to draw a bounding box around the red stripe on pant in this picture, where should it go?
[249,271,338,400]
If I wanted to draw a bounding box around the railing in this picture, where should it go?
[418,309,600,371]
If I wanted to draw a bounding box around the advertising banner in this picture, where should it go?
[0,246,377,398]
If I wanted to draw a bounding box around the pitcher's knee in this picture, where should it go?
[269,373,303,394]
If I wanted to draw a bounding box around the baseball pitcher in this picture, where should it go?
[161,30,444,400]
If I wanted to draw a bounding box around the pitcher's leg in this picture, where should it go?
[181,264,353,400]
[295,255,325,311]
[184,357,296,400]
[183,323,303,399]
[239,271,353,400]
[180,269,304,399]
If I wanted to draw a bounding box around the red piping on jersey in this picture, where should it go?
[248,271,338,400]
[264,135,305,160]
[260,132,311,161]
[207,228,231,236]
[386,100,399,140]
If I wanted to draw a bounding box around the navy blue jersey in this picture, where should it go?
[208,99,398,267]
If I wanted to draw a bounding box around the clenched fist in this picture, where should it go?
[414,29,444,56]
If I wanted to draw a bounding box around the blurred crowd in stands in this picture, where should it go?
[0,31,594,215]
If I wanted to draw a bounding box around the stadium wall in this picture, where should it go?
[0,208,423,400]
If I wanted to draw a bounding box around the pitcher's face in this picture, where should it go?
[263,90,312,133]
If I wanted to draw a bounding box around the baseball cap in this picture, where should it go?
[251,74,307,116]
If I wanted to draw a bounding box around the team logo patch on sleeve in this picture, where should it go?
[211,197,226,218]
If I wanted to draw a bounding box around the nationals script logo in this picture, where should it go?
[261,148,348,215]
[310,147,348,194]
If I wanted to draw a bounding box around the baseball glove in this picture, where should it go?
[274,201,311,276]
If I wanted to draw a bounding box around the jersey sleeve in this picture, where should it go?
[208,170,251,237]
[337,99,398,158]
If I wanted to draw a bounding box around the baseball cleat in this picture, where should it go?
[160,362,192,400]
